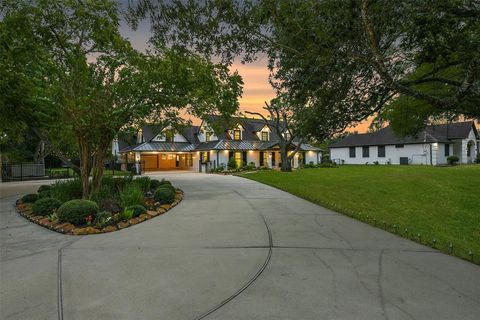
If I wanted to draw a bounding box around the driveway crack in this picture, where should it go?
[192,191,273,320]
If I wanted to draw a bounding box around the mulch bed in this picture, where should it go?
[15,190,183,235]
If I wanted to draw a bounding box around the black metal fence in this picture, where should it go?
[1,161,145,182]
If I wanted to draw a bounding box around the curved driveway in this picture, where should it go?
[1,172,479,320]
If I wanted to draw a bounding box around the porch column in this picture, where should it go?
[135,152,141,174]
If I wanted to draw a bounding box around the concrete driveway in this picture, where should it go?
[1,172,479,320]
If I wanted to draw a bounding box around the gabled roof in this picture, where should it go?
[329,121,478,148]
[118,114,322,153]
[205,114,285,142]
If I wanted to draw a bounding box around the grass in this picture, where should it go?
[241,165,480,263]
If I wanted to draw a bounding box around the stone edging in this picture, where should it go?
[15,190,184,235]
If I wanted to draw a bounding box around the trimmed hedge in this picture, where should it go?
[150,179,162,189]
[156,183,176,194]
[32,197,62,216]
[22,193,39,203]
[57,200,99,226]
[126,204,147,218]
[154,187,175,204]
[38,185,53,193]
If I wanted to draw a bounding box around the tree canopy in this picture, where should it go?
[1,0,242,195]
[129,0,479,136]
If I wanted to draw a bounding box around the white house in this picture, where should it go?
[329,121,479,165]
[113,115,322,172]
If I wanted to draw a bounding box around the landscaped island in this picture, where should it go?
[242,165,480,264]
[16,176,182,235]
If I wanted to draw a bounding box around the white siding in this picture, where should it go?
[330,144,432,165]
[197,121,218,142]
[305,151,320,164]
[461,128,479,163]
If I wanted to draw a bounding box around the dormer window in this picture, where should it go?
[233,129,241,140]
[261,131,269,141]
[284,131,291,141]
[205,131,212,142]
[165,130,174,142]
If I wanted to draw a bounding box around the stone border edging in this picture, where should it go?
[15,190,183,235]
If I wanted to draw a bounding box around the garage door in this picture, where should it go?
[142,154,159,170]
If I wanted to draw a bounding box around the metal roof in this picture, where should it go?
[129,142,197,152]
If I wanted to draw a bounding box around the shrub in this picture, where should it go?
[21,193,39,203]
[57,200,99,226]
[38,185,53,193]
[154,187,175,204]
[38,190,52,198]
[111,176,133,192]
[50,179,83,203]
[94,211,113,228]
[90,184,121,212]
[210,166,224,173]
[32,197,62,216]
[150,179,162,189]
[228,157,238,170]
[447,155,459,165]
[241,164,256,171]
[119,183,144,208]
[126,204,147,218]
[156,183,176,194]
[122,208,134,220]
[158,179,172,186]
[475,153,480,164]
[133,176,151,192]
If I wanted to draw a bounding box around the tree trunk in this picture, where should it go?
[78,138,91,199]
[279,145,292,172]
[91,141,109,195]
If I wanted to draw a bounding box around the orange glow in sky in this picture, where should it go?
[119,17,371,133]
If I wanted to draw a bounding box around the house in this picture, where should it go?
[329,121,479,165]
[113,115,322,172]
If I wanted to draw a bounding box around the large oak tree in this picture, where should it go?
[1,0,242,197]
[129,0,479,136]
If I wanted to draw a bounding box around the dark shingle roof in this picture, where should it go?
[118,115,322,153]
[329,121,477,148]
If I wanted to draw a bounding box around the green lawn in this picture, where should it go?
[242,165,480,263]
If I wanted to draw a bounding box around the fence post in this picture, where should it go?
[20,162,23,181]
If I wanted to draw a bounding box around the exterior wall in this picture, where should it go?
[255,126,271,141]
[330,144,432,165]
[435,143,453,165]
[197,122,219,142]
[460,128,479,163]
[305,151,320,164]
[247,151,260,166]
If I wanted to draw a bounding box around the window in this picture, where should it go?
[205,131,212,142]
[362,146,369,158]
[233,129,241,140]
[261,131,269,141]
[395,144,404,148]
[284,132,291,141]
[234,152,242,166]
[444,144,450,157]
[349,147,356,158]
[201,151,209,163]
[165,130,174,142]
[378,145,386,158]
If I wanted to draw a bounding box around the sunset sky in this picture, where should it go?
[119,13,370,132]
